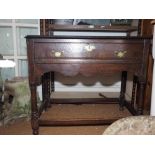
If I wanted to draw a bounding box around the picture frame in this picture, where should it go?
[110,19,132,26]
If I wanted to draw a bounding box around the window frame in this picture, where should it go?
[0,19,40,78]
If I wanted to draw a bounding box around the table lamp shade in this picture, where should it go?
[0,54,15,68]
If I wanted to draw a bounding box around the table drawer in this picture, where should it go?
[34,42,144,60]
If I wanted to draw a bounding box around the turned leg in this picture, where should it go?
[119,71,127,110]
[42,75,45,105]
[30,84,39,135]
[136,79,145,115]
[42,72,51,110]
[31,111,39,135]
[131,75,138,108]
[50,72,55,92]
[46,72,51,108]
[50,72,55,105]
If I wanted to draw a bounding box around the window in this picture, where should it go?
[0,19,39,80]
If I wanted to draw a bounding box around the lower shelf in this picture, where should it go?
[39,118,118,126]
[39,103,132,126]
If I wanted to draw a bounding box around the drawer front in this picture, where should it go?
[34,42,144,60]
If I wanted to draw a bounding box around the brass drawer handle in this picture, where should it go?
[51,50,63,57]
[114,51,127,58]
[84,44,96,52]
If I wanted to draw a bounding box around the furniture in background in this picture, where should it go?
[150,20,155,115]
[140,20,154,111]
[26,35,151,134]
[40,19,139,36]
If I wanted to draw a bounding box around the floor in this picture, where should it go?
[0,119,109,135]
[0,103,132,135]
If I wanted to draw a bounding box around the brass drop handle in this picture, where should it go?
[114,50,127,58]
[51,50,63,57]
[84,44,96,52]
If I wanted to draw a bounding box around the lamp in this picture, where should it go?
[0,55,16,68]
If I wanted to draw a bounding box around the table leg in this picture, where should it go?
[131,75,138,108]
[51,72,55,92]
[119,71,127,110]
[42,72,51,110]
[30,84,39,135]
[136,79,145,115]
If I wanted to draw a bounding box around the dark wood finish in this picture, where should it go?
[44,72,51,109]
[131,75,138,108]
[50,72,55,92]
[136,80,145,115]
[119,71,127,109]
[144,52,153,110]
[40,19,50,35]
[140,19,153,37]
[50,98,119,104]
[30,84,39,135]
[125,101,137,115]
[26,35,152,134]
[49,24,138,32]
[39,118,118,126]
[34,42,143,60]
[140,19,154,110]
[40,19,138,36]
